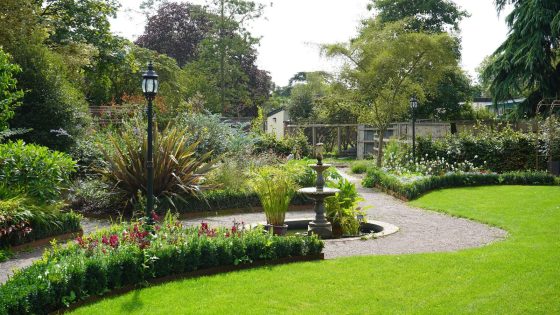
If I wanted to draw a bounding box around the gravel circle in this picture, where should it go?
[0,169,507,283]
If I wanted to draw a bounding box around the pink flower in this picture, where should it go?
[102,235,109,245]
[109,234,119,248]
[151,211,160,222]
[75,236,86,247]
[200,222,208,231]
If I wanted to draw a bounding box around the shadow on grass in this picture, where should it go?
[120,289,143,312]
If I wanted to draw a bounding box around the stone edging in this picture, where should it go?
[9,230,83,253]
[325,219,399,242]
[251,217,399,242]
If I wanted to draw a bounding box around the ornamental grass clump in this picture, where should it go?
[250,167,298,226]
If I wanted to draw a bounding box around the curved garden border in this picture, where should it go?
[9,230,83,253]
[362,168,557,200]
[61,253,324,314]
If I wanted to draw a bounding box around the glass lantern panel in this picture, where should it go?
[142,78,148,93]
[153,79,159,93]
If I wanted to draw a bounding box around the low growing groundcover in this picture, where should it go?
[70,186,560,314]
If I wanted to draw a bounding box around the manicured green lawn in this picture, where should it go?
[71,186,560,314]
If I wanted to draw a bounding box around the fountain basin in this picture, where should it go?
[252,218,399,240]
[298,187,339,196]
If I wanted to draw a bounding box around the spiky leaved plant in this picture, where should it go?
[97,119,212,210]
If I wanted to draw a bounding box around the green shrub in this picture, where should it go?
[0,140,76,202]
[0,48,23,130]
[363,167,556,200]
[68,178,122,214]
[253,132,311,157]
[325,178,364,236]
[0,218,323,314]
[0,249,11,262]
[350,160,371,174]
[179,188,311,213]
[0,191,81,247]
[175,112,254,159]
[8,42,91,152]
[416,126,547,173]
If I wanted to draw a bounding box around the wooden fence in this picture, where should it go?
[285,124,358,156]
[357,122,450,159]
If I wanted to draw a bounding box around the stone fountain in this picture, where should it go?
[299,143,339,238]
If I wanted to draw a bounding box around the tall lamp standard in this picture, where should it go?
[142,62,158,225]
[410,95,418,161]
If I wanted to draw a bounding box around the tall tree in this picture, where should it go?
[40,0,119,47]
[417,68,474,120]
[324,19,456,166]
[136,0,271,117]
[370,0,471,120]
[483,0,560,115]
[135,2,211,67]
[0,0,91,151]
[286,72,329,123]
[0,49,23,130]
[369,0,469,33]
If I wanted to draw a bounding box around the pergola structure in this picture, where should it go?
[535,98,560,169]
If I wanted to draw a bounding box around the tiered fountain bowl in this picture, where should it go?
[298,144,339,238]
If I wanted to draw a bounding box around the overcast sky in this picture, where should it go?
[111,0,512,86]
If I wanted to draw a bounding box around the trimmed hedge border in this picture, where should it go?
[0,223,324,315]
[178,190,313,213]
[63,253,324,313]
[363,168,557,200]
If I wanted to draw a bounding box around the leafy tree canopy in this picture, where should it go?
[0,49,23,130]
[135,2,211,67]
[368,0,469,33]
[324,19,457,165]
[482,0,560,115]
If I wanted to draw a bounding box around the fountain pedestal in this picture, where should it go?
[298,162,339,239]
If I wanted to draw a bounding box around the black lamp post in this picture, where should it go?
[142,62,158,225]
[410,95,418,161]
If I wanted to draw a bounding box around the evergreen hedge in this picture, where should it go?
[0,220,324,314]
[363,167,556,200]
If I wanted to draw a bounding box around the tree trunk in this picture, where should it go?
[376,129,385,167]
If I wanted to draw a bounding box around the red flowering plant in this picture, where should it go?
[69,213,251,258]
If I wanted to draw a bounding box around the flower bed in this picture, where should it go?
[363,167,556,200]
[0,197,82,248]
[0,216,324,314]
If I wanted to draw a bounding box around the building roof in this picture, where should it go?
[267,108,285,117]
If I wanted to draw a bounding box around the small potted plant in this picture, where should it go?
[250,166,298,235]
[325,178,367,238]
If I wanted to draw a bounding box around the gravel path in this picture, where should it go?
[321,170,507,258]
[0,168,507,283]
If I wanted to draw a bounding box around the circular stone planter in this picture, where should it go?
[252,218,399,241]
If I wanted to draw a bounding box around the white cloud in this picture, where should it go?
[111,0,512,86]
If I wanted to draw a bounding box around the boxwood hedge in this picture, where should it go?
[363,167,556,200]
